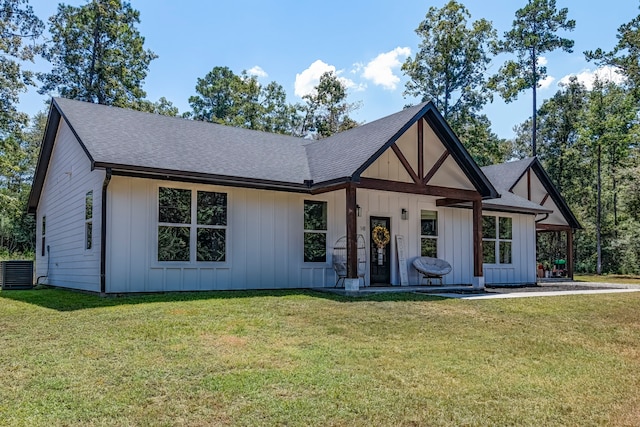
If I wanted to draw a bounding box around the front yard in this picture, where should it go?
[1,288,639,426]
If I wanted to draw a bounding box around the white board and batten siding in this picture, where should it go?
[351,190,536,286]
[482,214,537,285]
[35,119,105,292]
[106,176,345,292]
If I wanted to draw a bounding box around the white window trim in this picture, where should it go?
[482,214,513,265]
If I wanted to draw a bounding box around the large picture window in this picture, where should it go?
[420,210,438,257]
[303,200,327,263]
[482,215,512,264]
[158,187,227,262]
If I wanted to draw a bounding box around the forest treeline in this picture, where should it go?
[1,0,639,274]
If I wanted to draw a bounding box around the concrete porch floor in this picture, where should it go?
[313,285,480,297]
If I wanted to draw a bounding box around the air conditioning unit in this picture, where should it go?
[0,260,34,290]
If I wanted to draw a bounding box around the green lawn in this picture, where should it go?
[574,274,640,285]
[1,288,640,426]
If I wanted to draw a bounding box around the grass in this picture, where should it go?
[1,288,640,426]
[574,273,640,284]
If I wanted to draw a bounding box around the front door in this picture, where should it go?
[370,216,391,285]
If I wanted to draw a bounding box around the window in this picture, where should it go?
[482,215,512,264]
[420,210,438,257]
[157,187,227,262]
[196,191,227,262]
[304,200,327,262]
[41,216,46,257]
[85,191,93,250]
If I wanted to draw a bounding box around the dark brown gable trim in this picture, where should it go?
[422,108,498,199]
[423,151,450,185]
[537,223,572,231]
[417,119,424,179]
[103,165,311,194]
[530,159,581,229]
[390,143,421,184]
[359,177,481,200]
[540,193,550,206]
[27,105,60,213]
[436,198,469,207]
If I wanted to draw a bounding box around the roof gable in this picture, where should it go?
[305,102,497,198]
[29,98,500,213]
[481,157,581,229]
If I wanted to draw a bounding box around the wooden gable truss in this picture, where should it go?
[338,105,498,288]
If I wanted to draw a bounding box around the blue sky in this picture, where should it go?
[19,0,638,140]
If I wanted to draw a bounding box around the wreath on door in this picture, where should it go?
[372,225,391,249]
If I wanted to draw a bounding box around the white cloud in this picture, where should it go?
[538,56,548,66]
[247,66,268,78]
[362,47,411,90]
[294,60,358,97]
[351,62,364,74]
[558,66,626,90]
[538,75,555,89]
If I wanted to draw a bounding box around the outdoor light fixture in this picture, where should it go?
[401,208,408,220]
[356,204,362,217]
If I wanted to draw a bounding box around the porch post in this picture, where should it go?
[567,228,574,280]
[345,183,359,291]
[472,198,484,289]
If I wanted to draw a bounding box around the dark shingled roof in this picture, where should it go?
[53,97,311,184]
[481,157,536,191]
[482,191,552,214]
[28,98,500,211]
[304,103,428,183]
[481,157,581,228]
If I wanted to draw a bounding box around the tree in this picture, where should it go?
[454,114,511,166]
[402,0,496,129]
[0,0,43,132]
[134,97,179,117]
[536,76,587,194]
[0,0,43,255]
[0,111,45,255]
[188,67,297,134]
[490,0,575,157]
[579,78,636,274]
[39,0,157,107]
[298,71,359,139]
[585,9,640,98]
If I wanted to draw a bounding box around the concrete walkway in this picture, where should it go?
[316,280,640,299]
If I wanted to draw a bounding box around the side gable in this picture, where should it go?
[527,159,581,229]
[28,100,95,213]
[490,157,581,229]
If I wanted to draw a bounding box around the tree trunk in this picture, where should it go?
[531,47,537,157]
[596,141,602,275]
[611,153,618,238]
[88,1,103,104]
